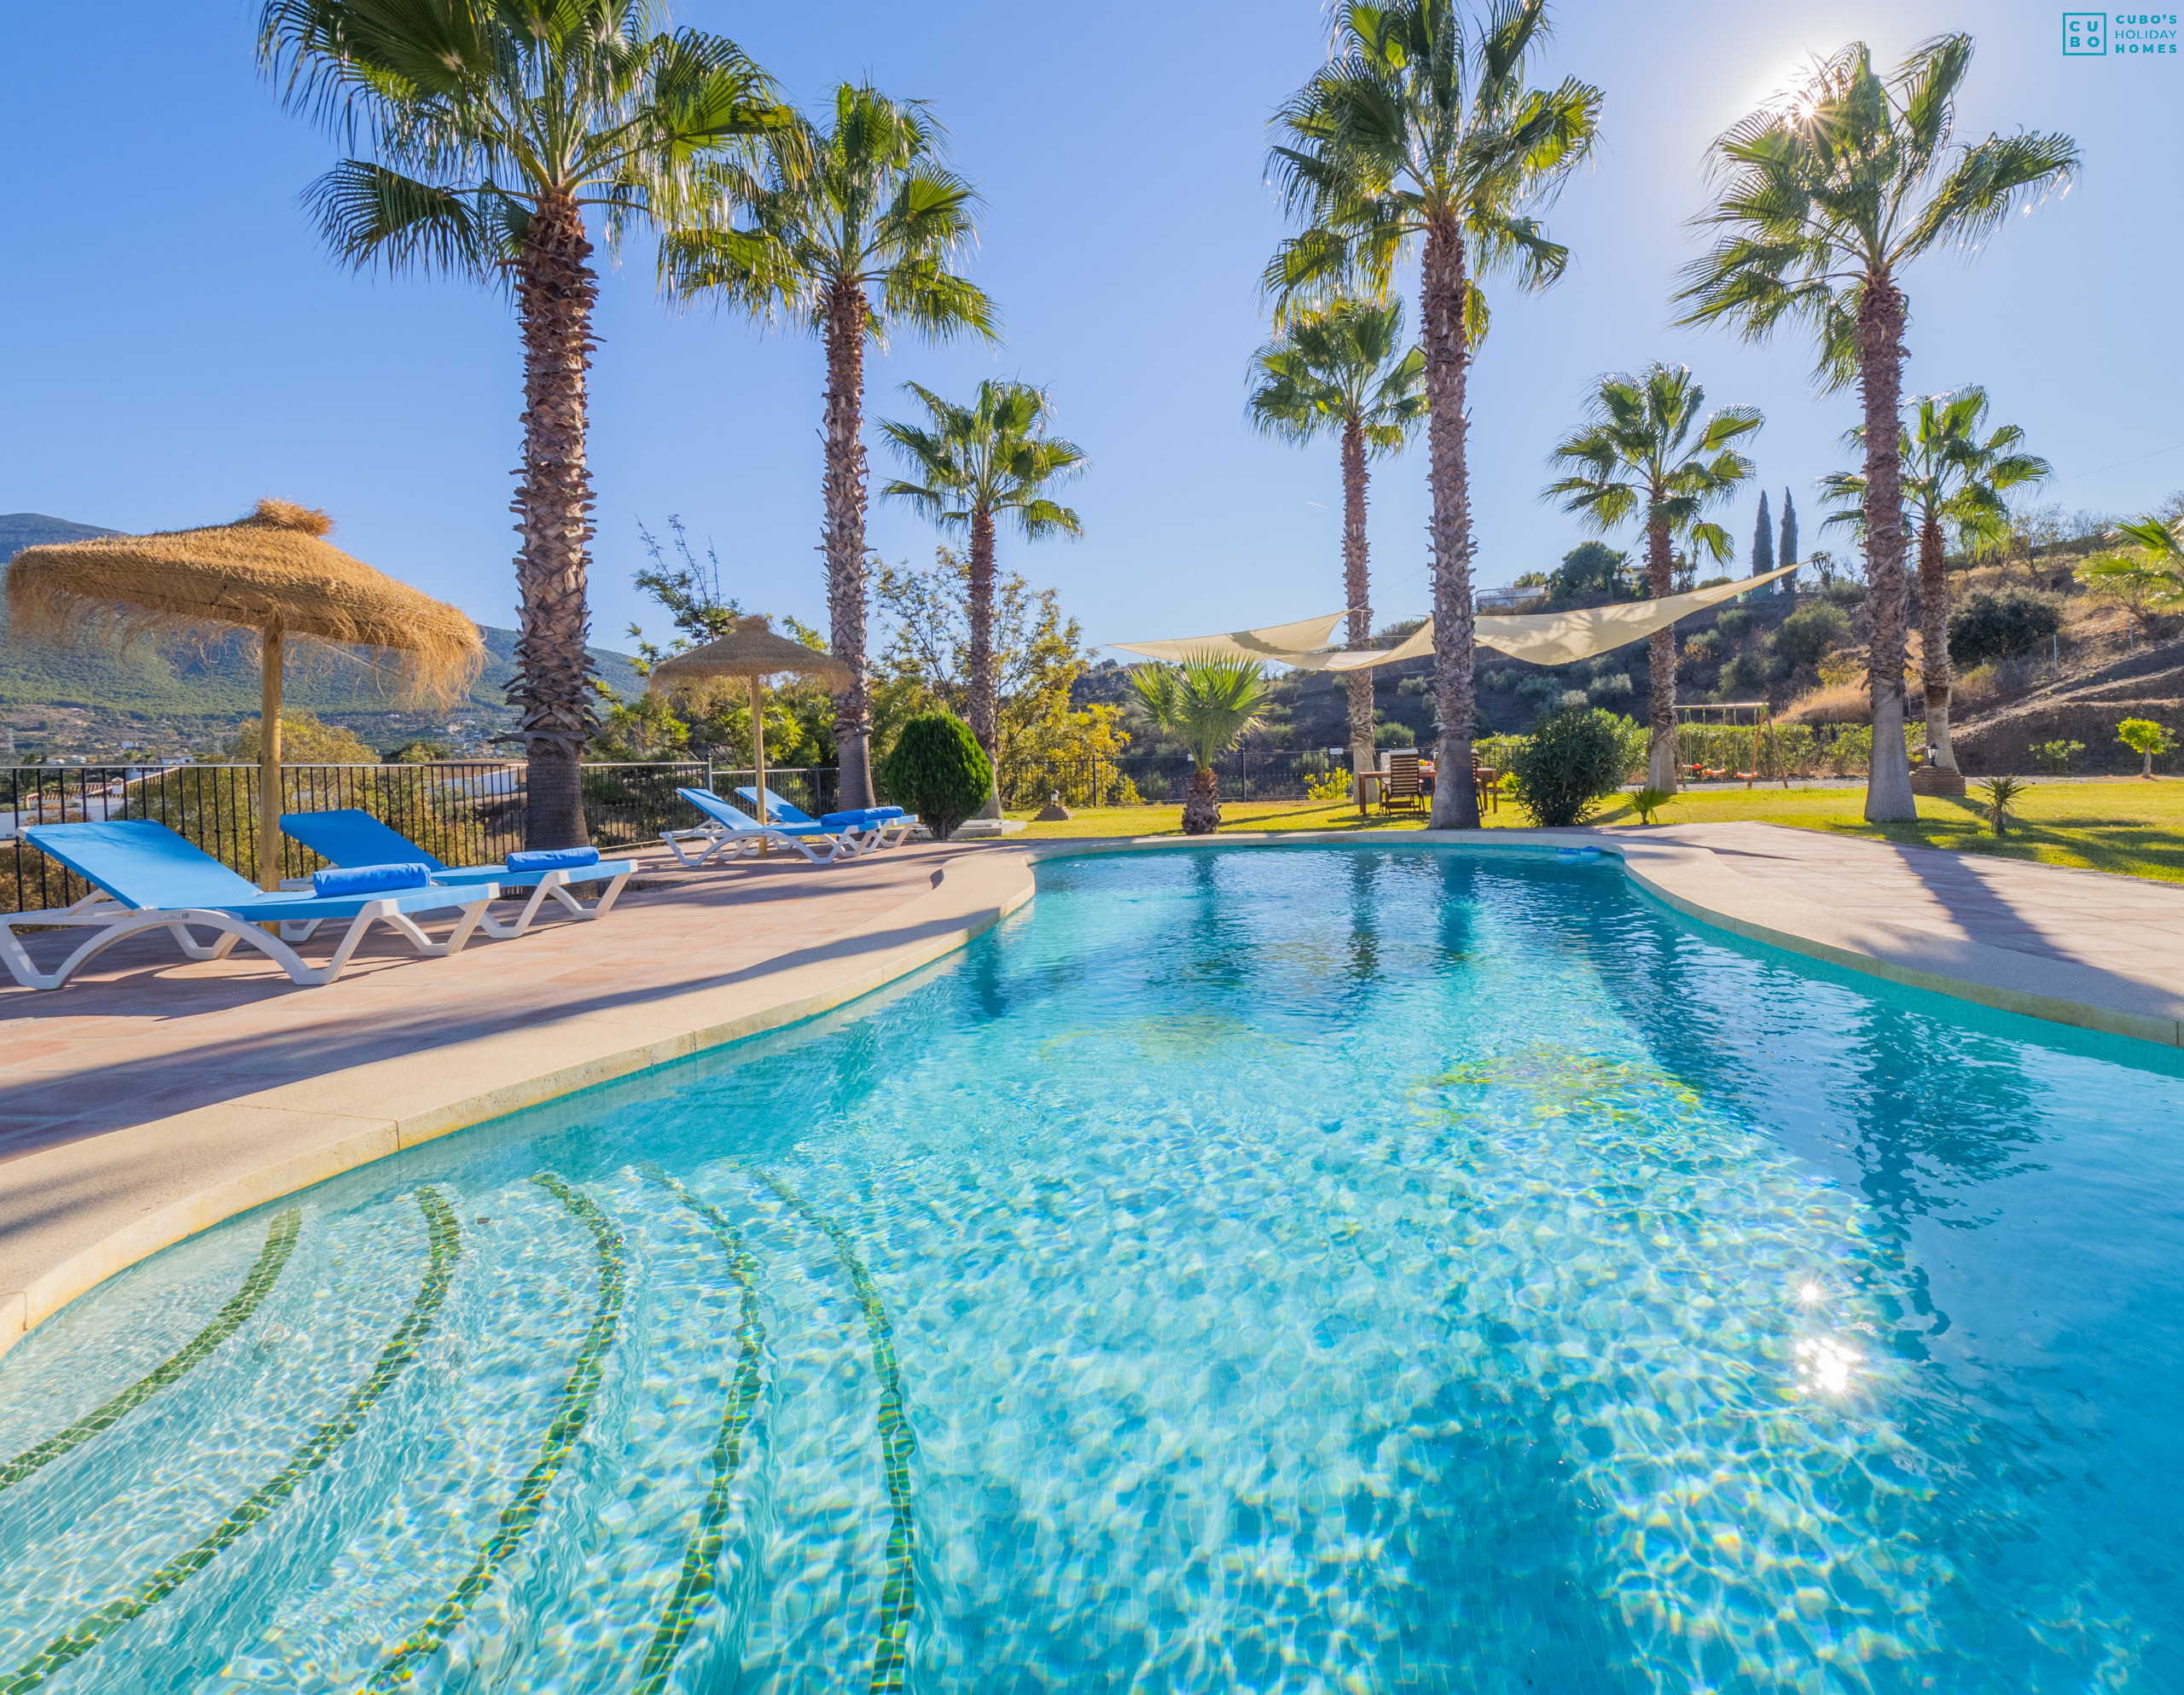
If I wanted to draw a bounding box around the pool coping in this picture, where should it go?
[5,826,2177,1361]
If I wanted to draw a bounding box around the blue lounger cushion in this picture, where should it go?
[734,787,821,826]
[279,810,452,874]
[506,846,601,873]
[283,810,630,890]
[20,821,487,922]
[313,862,433,897]
[677,788,830,835]
[278,809,634,940]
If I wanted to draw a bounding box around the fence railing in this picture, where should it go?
[0,760,839,914]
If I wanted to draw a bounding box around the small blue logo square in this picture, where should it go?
[2063,11,2106,52]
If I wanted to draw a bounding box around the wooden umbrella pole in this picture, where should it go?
[750,675,768,859]
[259,620,284,891]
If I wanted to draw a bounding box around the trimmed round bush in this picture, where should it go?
[1949,586,2063,668]
[879,712,991,839]
[1507,707,1630,827]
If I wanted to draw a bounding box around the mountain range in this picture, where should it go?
[1,513,645,732]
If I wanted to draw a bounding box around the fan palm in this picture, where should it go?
[1544,363,1762,792]
[1132,656,1269,835]
[258,0,787,847]
[2079,515,2184,613]
[663,84,999,809]
[1247,299,1426,781]
[878,380,1084,807]
[1267,0,1600,829]
[1820,386,2048,769]
[1676,34,2077,821]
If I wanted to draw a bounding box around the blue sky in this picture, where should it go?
[3,0,2179,659]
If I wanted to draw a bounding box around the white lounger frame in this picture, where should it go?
[659,822,851,868]
[278,863,633,941]
[0,887,496,991]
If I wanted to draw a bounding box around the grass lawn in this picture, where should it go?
[1005,779,2184,884]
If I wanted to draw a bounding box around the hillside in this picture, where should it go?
[2,513,644,758]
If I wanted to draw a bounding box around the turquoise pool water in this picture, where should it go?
[3,845,2181,1692]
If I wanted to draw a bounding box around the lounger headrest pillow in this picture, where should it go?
[820,810,875,829]
[506,847,601,873]
[312,862,433,897]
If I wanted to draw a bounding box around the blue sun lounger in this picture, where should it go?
[661,788,852,868]
[280,810,634,939]
[732,787,912,851]
[3,820,498,990]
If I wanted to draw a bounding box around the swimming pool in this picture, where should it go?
[3,845,2180,1692]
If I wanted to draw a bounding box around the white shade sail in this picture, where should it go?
[1110,565,1800,672]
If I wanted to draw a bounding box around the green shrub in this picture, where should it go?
[1714,607,1756,642]
[879,712,991,839]
[1719,651,1772,697]
[1821,580,1866,608]
[1774,602,1850,670]
[1949,586,2064,667]
[1507,707,1629,827]
[2031,738,2084,773]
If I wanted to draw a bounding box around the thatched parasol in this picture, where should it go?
[649,618,850,843]
[5,498,483,889]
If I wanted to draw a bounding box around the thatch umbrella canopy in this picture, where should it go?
[5,498,483,888]
[649,618,850,833]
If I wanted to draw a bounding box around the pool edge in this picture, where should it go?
[0,850,1039,1363]
[1025,830,2184,1049]
[8,826,2178,1361]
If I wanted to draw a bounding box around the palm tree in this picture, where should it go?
[878,380,1084,813]
[1246,299,1426,782]
[663,84,999,810]
[1132,656,1269,835]
[1676,35,2077,821]
[2080,514,2184,628]
[1267,0,1601,829]
[1820,386,2048,769]
[1544,364,1761,792]
[258,0,786,847]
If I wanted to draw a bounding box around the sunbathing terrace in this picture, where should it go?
[3,820,2184,1361]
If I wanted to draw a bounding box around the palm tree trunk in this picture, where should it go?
[822,276,875,810]
[1645,514,1678,792]
[965,503,1002,819]
[1421,221,1481,829]
[1182,764,1221,834]
[1340,415,1376,784]
[508,189,598,849]
[1857,272,1916,821]
[1918,508,1955,770]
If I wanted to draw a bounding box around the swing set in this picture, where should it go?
[1676,702,1791,789]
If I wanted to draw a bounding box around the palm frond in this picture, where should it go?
[304,159,503,276]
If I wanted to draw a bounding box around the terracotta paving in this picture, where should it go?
[1626,821,2184,1007]
[0,841,1003,1165]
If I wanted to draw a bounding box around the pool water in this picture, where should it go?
[3,846,2181,1692]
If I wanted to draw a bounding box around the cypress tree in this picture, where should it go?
[1751,490,1774,578]
[1778,489,1798,592]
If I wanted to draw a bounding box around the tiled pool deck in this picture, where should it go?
[4,823,2181,1355]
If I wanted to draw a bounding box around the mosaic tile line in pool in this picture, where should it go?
[753,1167,922,1694]
[0,1193,455,1695]
[0,1210,299,1497]
[362,1174,624,1691]
[629,1166,769,1695]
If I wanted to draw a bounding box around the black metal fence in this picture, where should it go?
[0,760,842,914]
